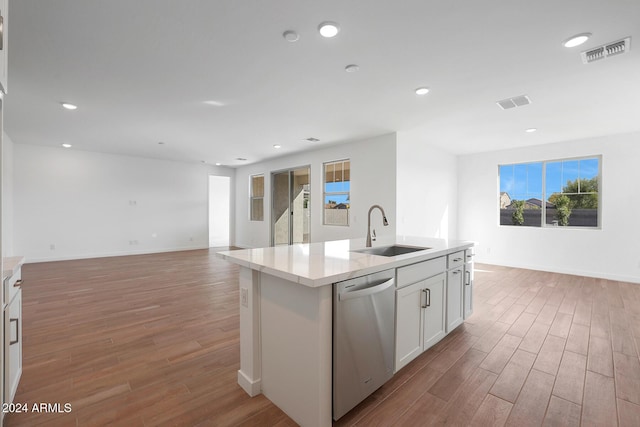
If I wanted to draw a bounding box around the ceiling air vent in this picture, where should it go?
[496,95,532,110]
[581,37,631,64]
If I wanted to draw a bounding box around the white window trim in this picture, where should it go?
[250,174,264,222]
[498,155,602,229]
[323,159,350,226]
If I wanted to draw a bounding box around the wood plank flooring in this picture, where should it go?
[5,249,296,427]
[5,251,640,426]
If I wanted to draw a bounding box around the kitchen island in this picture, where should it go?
[217,236,473,427]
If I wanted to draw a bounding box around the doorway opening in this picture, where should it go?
[209,175,230,247]
[271,166,310,246]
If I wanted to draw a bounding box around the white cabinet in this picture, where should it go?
[446,268,464,332]
[395,265,446,372]
[446,252,464,332]
[395,280,423,370]
[422,273,446,349]
[394,248,474,372]
[464,249,474,319]
[2,262,22,410]
[4,287,21,404]
[0,0,7,94]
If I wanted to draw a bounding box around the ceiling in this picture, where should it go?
[5,0,640,166]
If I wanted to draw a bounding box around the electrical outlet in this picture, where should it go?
[241,288,248,307]
[486,247,491,255]
[50,244,56,250]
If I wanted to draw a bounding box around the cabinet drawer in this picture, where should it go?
[465,248,475,263]
[5,268,22,305]
[396,257,446,288]
[447,251,465,269]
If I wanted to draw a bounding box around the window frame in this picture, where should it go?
[249,174,264,222]
[498,155,602,229]
[323,159,351,226]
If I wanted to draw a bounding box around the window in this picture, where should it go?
[250,174,264,221]
[499,156,600,228]
[323,160,350,226]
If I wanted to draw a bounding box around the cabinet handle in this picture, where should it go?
[15,279,23,288]
[0,11,3,51]
[452,270,461,275]
[453,258,463,262]
[465,270,471,285]
[10,318,19,345]
[466,253,475,259]
[422,288,431,307]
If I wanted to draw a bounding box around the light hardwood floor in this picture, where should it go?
[5,250,640,426]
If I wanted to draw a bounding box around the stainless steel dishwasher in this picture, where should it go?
[333,269,395,420]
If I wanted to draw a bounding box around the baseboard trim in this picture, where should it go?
[477,259,640,284]
[23,246,211,263]
[237,369,261,397]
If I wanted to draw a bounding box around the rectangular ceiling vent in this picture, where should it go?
[496,95,532,110]
[581,37,631,64]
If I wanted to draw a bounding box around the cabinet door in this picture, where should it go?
[464,262,474,319]
[5,287,22,404]
[395,281,424,372]
[446,268,464,332]
[423,273,446,350]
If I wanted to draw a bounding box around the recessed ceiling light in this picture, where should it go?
[215,162,222,166]
[345,64,360,73]
[61,102,78,110]
[525,128,537,133]
[203,100,225,107]
[283,30,299,42]
[415,87,430,95]
[62,143,72,148]
[318,22,340,38]
[273,144,282,149]
[563,33,592,48]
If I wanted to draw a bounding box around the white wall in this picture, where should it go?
[2,132,14,256]
[13,144,235,261]
[234,133,397,248]
[396,129,458,240]
[209,175,231,247]
[458,132,640,283]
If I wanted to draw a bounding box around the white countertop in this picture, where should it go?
[3,256,25,281]
[216,236,473,287]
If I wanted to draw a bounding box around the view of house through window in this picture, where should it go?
[499,156,600,227]
[250,174,264,221]
[324,160,351,226]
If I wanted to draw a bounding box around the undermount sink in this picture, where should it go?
[351,244,431,257]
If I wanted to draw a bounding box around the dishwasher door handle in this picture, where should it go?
[339,278,395,301]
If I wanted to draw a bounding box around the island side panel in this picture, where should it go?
[260,272,333,427]
[238,266,262,396]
